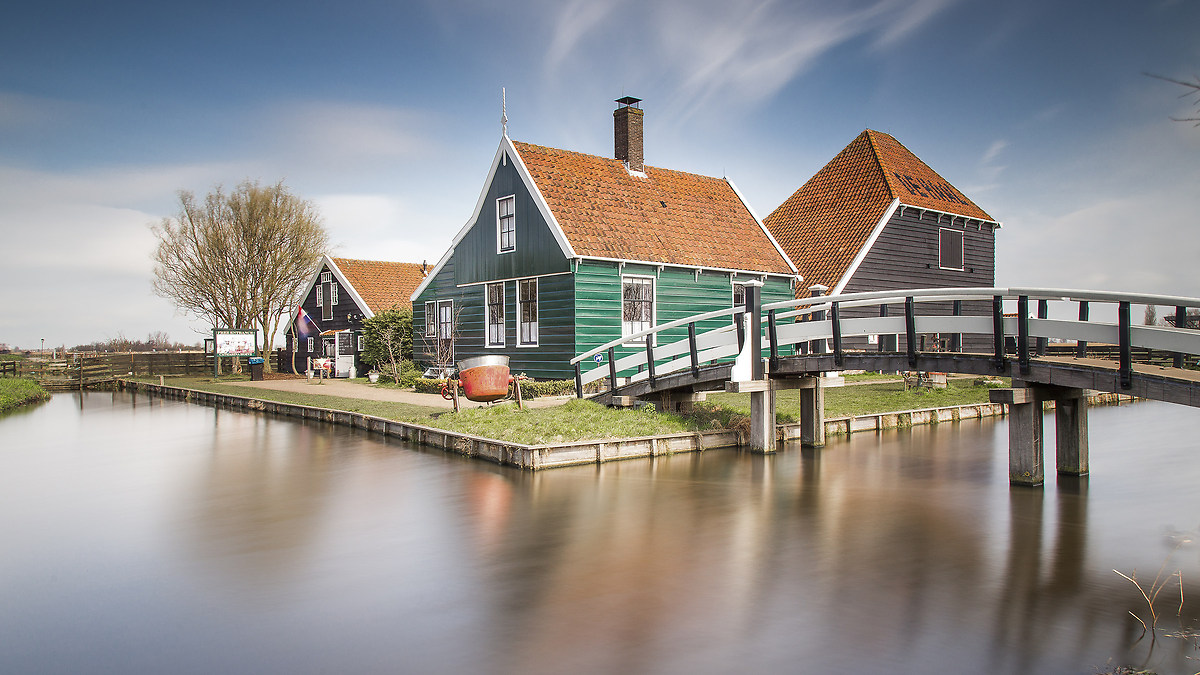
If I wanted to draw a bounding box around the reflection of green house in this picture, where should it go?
[411,97,799,380]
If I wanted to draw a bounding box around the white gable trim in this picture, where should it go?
[409,136,577,302]
[832,198,901,296]
[507,139,577,258]
[289,255,373,335]
[725,177,799,276]
[325,257,375,319]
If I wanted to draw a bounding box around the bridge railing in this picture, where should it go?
[572,287,1200,397]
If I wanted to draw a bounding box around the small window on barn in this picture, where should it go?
[518,279,538,346]
[622,276,655,343]
[331,284,338,305]
[940,228,964,271]
[425,301,437,337]
[307,337,314,353]
[497,195,516,253]
[486,282,505,347]
[357,334,364,352]
[321,272,331,283]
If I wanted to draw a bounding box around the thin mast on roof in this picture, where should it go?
[501,87,508,137]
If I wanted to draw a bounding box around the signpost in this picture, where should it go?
[212,329,258,377]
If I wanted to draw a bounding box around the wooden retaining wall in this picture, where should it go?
[116,380,742,470]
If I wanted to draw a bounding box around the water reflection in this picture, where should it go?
[1,392,1198,674]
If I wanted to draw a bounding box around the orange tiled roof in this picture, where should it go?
[331,257,428,312]
[764,130,994,291]
[513,141,795,275]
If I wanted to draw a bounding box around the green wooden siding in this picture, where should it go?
[414,267,577,380]
[453,152,570,286]
[574,260,794,377]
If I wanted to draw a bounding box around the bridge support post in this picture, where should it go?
[1054,392,1089,476]
[991,386,1043,486]
[749,387,777,453]
[992,384,1091,485]
[799,376,825,448]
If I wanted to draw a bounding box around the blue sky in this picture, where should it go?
[2,0,1198,349]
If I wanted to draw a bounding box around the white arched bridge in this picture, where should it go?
[570,286,1200,486]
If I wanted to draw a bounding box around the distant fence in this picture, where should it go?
[16,351,282,387]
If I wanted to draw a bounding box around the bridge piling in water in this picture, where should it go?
[798,376,825,448]
[992,384,1091,486]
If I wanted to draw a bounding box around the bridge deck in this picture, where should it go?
[596,351,1200,408]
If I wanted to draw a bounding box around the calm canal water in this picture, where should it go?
[2,391,1199,674]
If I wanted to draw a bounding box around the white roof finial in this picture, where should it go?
[501,87,508,137]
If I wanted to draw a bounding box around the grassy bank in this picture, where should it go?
[134,377,699,445]
[130,374,1006,445]
[0,377,51,413]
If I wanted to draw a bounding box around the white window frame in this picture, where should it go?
[357,334,364,351]
[939,227,965,271]
[517,278,538,347]
[424,301,437,337]
[321,271,331,283]
[497,195,516,254]
[306,337,314,353]
[486,282,506,348]
[331,283,338,305]
[621,275,656,344]
[316,285,323,306]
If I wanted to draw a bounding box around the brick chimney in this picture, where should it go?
[614,96,643,172]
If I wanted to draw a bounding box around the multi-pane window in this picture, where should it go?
[486,282,505,347]
[940,228,964,270]
[357,334,364,351]
[437,300,455,364]
[498,195,516,253]
[425,301,437,337]
[518,279,538,346]
[622,277,654,340]
[306,337,314,353]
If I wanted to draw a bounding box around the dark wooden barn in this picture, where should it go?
[764,130,1000,353]
[281,255,428,377]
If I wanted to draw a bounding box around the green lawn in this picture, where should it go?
[705,377,1007,422]
[0,377,50,413]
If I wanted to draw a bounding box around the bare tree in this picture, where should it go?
[1146,72,1200,126]
[147,331,171,349]
[1145,304,1158,326]
[152,180,329,369]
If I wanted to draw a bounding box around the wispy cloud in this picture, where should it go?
[531,0,961,131]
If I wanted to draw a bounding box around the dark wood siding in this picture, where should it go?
[280,263,370,373]
[452,151,571,286]
[839,209,996,353]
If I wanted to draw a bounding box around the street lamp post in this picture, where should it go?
[41,338,44,357]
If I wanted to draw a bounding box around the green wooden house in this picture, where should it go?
[411,97,799,380]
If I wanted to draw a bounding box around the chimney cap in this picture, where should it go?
[615,96,642,108]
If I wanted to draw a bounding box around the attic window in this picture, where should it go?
[497,195,516,253]
[939,228,964,271]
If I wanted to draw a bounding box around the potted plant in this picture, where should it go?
[367,370,380,384]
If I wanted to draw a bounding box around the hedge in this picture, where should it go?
[413,377,576,399]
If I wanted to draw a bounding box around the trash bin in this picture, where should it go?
[248,357,265,381]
